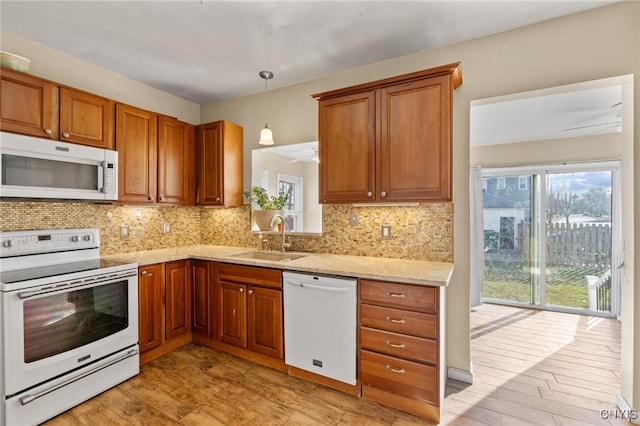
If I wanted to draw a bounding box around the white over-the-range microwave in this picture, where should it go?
[0,132,118,201]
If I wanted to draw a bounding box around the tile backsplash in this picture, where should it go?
[1,201,452,262]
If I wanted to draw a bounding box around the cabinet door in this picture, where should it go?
[196,121,243,207]
[218,281,247,348]
[191,260,211,337]
[116,104,158,203]
[379,75,452,201]
[247,286,283,359]
[138,264,164,354]
[59,87,115,149]
[318,91,376,203]
[0,69,58,139]
[158,116,195,205]
[165,260,192,340]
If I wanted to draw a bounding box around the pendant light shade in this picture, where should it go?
[259,122,274,145]
[258,70,275,145]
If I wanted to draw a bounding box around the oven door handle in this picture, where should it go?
[17,270,137,300]
[19,347,139,406]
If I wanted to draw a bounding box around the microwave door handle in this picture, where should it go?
[98,161,106,193]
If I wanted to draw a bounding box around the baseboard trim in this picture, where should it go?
[616,394,640,425]
[447,364,473,384]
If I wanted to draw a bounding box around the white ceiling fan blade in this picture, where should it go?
[562,121,621,132]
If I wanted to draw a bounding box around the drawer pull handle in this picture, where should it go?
[386,365,406,374]
[387,292,405,298]
[386,340,406,349]
[385,316,406,324]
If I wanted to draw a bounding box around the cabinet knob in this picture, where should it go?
[159,197,165,201]
[248,289,254,295]
[381,191,387,197]
[141,271,148,276]
[366,191,373,197]
[44,128,53,135]
[239,288,244,293]
[148,196,155,201]
[216,197,221,202]
[62,132,70,138]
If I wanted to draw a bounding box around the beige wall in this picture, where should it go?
[0,31,200,124]
[201,1,640,398]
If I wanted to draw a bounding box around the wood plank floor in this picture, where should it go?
[44,304,626,425]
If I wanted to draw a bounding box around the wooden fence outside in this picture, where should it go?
[517,221,611,267]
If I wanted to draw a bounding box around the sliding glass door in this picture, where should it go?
[481,163,619,317]
[482,174,535,305]
[543,170,613,312]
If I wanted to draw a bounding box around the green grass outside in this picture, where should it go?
[482,261,605,310]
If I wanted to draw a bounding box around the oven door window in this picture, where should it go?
[23,280,128,363]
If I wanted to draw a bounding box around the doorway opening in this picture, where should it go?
[480,162,620,317]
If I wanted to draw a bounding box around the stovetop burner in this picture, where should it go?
[0,258,133,284]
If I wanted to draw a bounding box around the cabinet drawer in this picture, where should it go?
[360,280,436,313]
[360,327,436,364]
[219,263,282,289]
[360,303,436,338]
[360,349,437,405]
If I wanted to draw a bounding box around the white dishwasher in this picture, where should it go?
[283,271,357,385]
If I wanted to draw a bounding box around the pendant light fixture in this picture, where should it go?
[258,70,275,145]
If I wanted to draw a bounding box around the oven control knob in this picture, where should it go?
[2,240,12,248]
[71,236,79,242]
[83,235,91,242]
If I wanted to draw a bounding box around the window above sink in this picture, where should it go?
[250,141,322,235]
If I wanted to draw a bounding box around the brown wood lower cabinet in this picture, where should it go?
[138,260,192,364]
[247,285,283,359]
[219,281,247,347]
[359,279,443,422]
[191,260,214,337]
[165,260,192,340]
[217,263,284,360]
[190,261,284,370]
[138,263,164,354]
[138,259,446,422]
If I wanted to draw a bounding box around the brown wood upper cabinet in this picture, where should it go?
[196,120,243,206]
[158,115,195,205]
[116,104,158,203]
[0,68,115,148]
[116,104,194,205]
[313,63,462,203]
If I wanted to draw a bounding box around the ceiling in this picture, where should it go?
[470,80,624,146]
[0,1,615,105]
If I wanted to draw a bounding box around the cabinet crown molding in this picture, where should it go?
[311,62,462,100]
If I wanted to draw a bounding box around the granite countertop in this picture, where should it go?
[105,245,453,287]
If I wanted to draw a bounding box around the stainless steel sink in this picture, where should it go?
[232,251,307,262]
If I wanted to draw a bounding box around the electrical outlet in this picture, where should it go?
[120,225,129,238]
[349,212,359,226]
[381,225,392,239]
[163,223,171,234]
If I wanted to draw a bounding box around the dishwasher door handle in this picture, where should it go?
[285,281,352,293]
